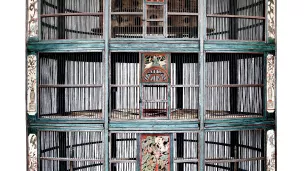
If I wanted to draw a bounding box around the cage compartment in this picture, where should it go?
[206,0,265,41]
[110,0,198,38]
[205,130,265,171]
[173,132,199,171]
[110,53,199,120]
[39,131,104,171]
[205,53,264,119]
[171,53,199,120]
[41,0,103,40]
[39,52,103,119]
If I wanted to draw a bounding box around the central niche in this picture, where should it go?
[141,134,170,171]
[141,53,170,119]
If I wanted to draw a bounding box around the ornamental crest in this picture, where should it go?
[141,53,170,83]
[27,55,37,115]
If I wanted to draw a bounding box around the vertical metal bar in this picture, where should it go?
[59,131,67,171]
[57,0,65,39]
[164,0,168,38]
[228,0,238,39]
[263,52,267,119]
[143,2,147,37]
[199,0,205,169]
[136,133,141,171]
[104,0,110,170]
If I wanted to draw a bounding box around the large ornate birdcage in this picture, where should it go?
[26,0,276,171]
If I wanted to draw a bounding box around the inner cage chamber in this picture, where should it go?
[41,0,104,40]
[110,0,198,38]
[38,52,104,119]
[205,53,265,119]
[39,131,104,171]
[205,129,265,171]
[206,0,265,41]
[110,52,199,120]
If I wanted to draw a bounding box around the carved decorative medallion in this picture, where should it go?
[28,134,38,171]
[27,55,37,115]
[268,0,276,41]
[267,130,276,171]
[28,0,38,38]
[267,54,275,113]
[141,134,170,171]
[141,53,170,83]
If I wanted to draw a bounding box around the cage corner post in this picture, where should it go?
[104,0,110,170]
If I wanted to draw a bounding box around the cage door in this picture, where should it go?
[144,1,166,37]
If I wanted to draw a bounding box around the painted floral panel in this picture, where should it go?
[141,134,170,171]
[28,0,38,38]
[28,134,38,171]
[27,55,37,115]
[267,130,276,171]
[267,54,275,113]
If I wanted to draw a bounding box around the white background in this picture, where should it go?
[0,0,303,170]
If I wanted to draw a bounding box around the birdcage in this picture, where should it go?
[26,0,276,170]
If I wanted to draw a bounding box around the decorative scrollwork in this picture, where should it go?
[27,55,37,115]
[28,134,37,171]
[267,54,275,113]
[267,130,276,171]
[142,66,169,82]
[268,0,276,41]
[28,0,38,38]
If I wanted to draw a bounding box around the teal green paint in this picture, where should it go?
[204,117,275,124]
[32,118,105,124]
[104,0,109,170]
[28,127,38,134]
[264,53,268,118]
[204,41,275,52]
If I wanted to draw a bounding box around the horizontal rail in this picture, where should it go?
[142,100,168,102]
[205,157,265,164]
[111,12,143,15]
[39,84,103,88]
[205,84,264,88]
[207,14,265,20]
[110,84,139,87]
[40,157,104,162]
[41,12,103,18]
[171,85,199,88]
[168,12,198,16]
[174,159,199,163]
[146,19,164,22]
[110,160,137,163]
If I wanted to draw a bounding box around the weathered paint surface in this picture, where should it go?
[28,134,38,171]
[268,0,276,42]
[141,134,170,171]
[27,55,37,115]
[267,54,275,113]
[28,0,38,38]
[267,129,276,171]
